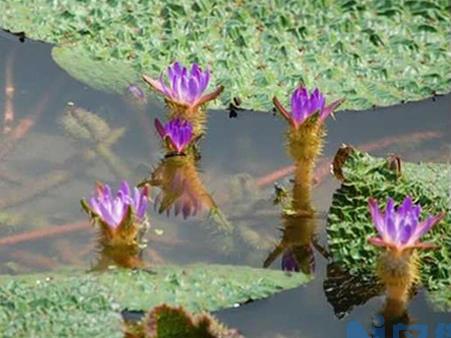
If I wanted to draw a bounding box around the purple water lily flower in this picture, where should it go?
[273,86,344,128]
[368,196,445,252]
[155,118,194,153]
[143,61,223,111]
[88,181,149,229]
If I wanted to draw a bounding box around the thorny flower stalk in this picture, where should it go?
[261,86,342,275]
[273,86,343,213]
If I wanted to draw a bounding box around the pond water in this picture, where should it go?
[0,31,449,337]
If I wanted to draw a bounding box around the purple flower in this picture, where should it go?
[88,181,149,229]
[273,86,344,128]
[155,118,194,153]
[368,196,445,252]
[143,61,223,110]
[282,249,300,272]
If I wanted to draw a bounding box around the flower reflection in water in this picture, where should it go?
[142,154,216,220]
[263,163,323,276]
[265,213,317,275]
[379,298,411,338]
[154,118,195,155]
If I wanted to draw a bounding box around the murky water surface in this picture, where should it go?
[0,31,449,337]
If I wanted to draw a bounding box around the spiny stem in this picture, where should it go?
[255,130,443,187]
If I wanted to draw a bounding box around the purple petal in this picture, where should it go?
[198,67,210,93]
[154,119,166,138]
[398,196,413,217]
[312,88,325,110]
[112,197,126,220]
[137,197,148,219]
[319,99,343,124]
[180,76,190,102]
[89,197,101,215]
[102,185,112,200]
[172,62,182,77]
[144,75,167,97]
[132,187,140,207]
[399,224,412,244]
[282,250,299,272]
[175,75,184,101]
[159,74,172,97]
[97,200,117,228]
[290,89,301,122]
[188,77,199,103]
[167,64,176,84]
[409,213,444,244]
[191,63,201,78]
[384,198,396,241]
[290,87,318,126]
[368,198,385,237]
[119,180,131,198]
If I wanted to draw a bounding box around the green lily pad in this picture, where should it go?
[0,264,309,337]
[326,150,450,292]
[0,1,450,110]
[52,45,140,95]
[0,274,122,338]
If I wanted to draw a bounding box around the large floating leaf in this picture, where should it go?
[326,150,450,292]
[0,264,309,337]
[52,45,140,95]
[0,274,122,338]
[0,1,450,110]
